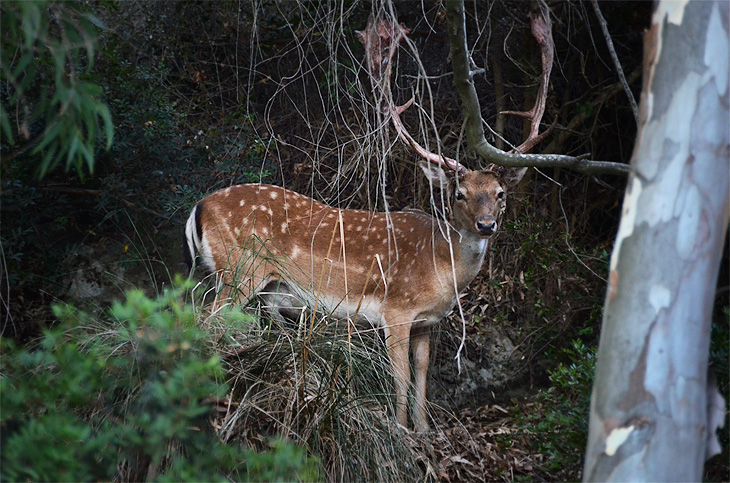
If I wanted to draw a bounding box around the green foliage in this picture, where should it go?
[709,306,730,460]
[710,307,729,393]
[0,0,113,178]
[518,339,596,476]
[0,284,320,482]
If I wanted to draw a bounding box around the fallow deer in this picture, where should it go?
[183,161,522,431]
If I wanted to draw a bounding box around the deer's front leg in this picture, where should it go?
[411,327,431,432]
[383,318,412,428]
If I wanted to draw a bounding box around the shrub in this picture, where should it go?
[517,339,596,479]
[215,308,427,482]
[0,283,320,482]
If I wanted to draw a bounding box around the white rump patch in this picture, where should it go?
[198,235,217,273]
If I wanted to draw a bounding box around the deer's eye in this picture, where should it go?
[455,191,465,201]
[497,191,504,200]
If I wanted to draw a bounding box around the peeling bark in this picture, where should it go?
[583,1,729,481]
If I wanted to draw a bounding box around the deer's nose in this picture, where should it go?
[475,218,497,236]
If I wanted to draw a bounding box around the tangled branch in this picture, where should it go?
[445,0,630,176]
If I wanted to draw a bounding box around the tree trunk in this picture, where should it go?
[583,1,729,481]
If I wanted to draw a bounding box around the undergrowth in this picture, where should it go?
[514,339,596,480]
[0,282,319,482]
[1,280,429,482]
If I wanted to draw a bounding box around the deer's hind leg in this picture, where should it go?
[212,244,281,312]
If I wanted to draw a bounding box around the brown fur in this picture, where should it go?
[185,168,510,431]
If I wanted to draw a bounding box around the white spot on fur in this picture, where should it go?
[270,191,278,199]
[239,199,245,206]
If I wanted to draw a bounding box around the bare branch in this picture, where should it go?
[501,1,554,153]
[591,0,640,125]
[445,0,630,176]
[543,68,641,154]
[357,16,467,175]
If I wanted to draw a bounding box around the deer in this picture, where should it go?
[183,159,524,431]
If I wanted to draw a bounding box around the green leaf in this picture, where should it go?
[95,103,114,149]
[20,2,44,50]
[66,132,81,168]
[13,60,39,98]
[77,138,94,175]
[32,120,62,154]
[38,144,59,178]
[10,49,36,82]
[0,103,15,145]
[83,12,106,30]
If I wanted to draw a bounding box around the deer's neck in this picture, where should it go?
[439,223,489,292]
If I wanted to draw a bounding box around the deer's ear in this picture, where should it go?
[419,161,453,190]
[502,167,527,189]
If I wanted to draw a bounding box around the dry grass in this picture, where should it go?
[201,303,433,482]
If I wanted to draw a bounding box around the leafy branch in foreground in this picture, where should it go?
[0,0,114,178]
[0,284,319,482]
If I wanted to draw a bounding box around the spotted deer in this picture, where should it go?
[184,161,522,431]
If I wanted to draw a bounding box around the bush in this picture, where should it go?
[216,308,427,482]
[517,339,596,479]
[0,284,320,482]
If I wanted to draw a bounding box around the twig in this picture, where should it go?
[591,0,639,125]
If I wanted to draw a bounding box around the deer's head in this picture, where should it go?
[420,162,526,238]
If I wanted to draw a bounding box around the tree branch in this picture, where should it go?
[357,16,467,175]
[500,0,555,154]
[591,0,640,125]
[445,0,630,176]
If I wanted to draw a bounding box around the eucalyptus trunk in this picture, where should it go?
[583,1,729,481]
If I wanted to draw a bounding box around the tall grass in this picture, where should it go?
[2,277,432,481]
[206,298,430,482]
